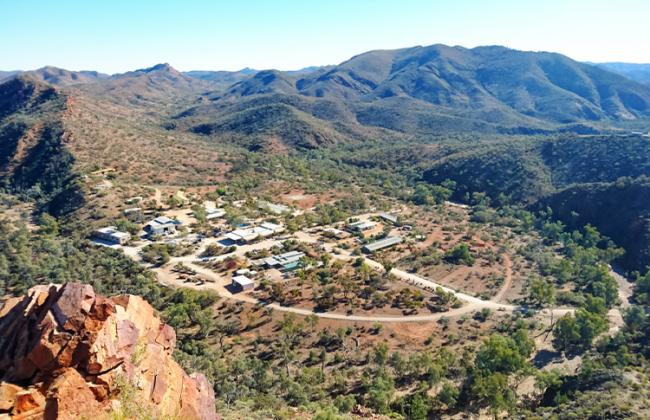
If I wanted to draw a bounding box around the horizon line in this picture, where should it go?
[3,43,650,75]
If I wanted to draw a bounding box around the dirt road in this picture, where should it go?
[492,253,512,303]
[122,222,574,323]
[606,265,634,334]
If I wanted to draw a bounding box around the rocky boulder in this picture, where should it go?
[0,283,218,419]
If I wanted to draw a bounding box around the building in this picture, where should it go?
[347,220,383,238]
[258,200,290,215]
[123,207,142,221]
[225,223,284,244]
[144,216,182,236]
[260,221,284,234]
[275,250,305,266]
[322,227,349,239]
[225,228,259,243]
[124,207,141,215]
[232,275,255,292]
[93,226,131,245]
[379,213,398,225]
[206,207,226,220]
[203,201,226,220]
[363,236,403,253]
[282,261,301,271]
[263,251,305,271]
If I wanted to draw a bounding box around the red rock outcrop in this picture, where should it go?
[0,283,218,419]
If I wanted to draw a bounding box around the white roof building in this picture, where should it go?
[145,216,182,235]
[260,221,283,232]
[226,228,259,242]
[154,216,177,225]
[263,251,305,268]
[275,250,305,264]
[232,275,255,290]
[363,236,402,253]
[93,226,131,245]
[379,213,398,224]
[225,222,284,243]
[206,209,225,219]
[204,201,226,219]
[348,220,377,231]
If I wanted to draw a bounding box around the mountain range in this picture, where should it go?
[3,45,650,144]
[201,45,650,142]
[1,43,650,271]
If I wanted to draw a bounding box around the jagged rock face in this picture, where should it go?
[0,283,218,419]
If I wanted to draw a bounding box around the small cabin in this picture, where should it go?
[232,275,255,292]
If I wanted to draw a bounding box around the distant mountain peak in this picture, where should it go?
[238,67,258,74]
[135,63,179,74]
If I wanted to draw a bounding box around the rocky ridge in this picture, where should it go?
[0,283,217,419]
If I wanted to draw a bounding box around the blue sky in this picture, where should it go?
[1,0,648,73]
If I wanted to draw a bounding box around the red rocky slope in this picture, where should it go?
[0,283,217,419]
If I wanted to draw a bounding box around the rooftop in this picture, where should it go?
[276,251,305,264]
[379,213,398,224]
[260,221,281,231]
[263,251,305,267]
[95,226,130,239]
[151,216,182,226]
[228,228,259,241]
[232,275,254,286]
[227,223,283,241]
[363,236,402,252]
[348,220,377,231]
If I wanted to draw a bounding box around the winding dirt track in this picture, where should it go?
[123,224,575,323]
[157,246,571,323]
